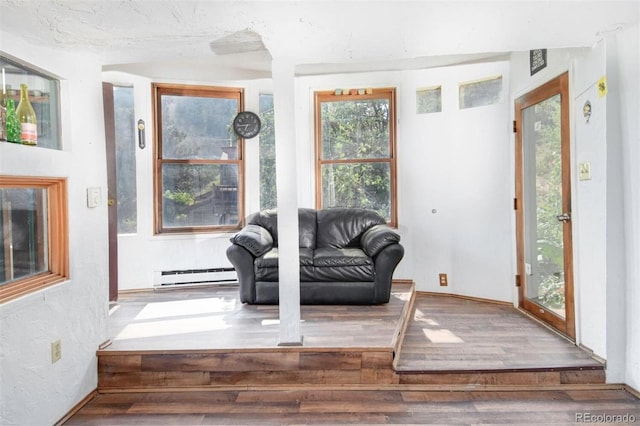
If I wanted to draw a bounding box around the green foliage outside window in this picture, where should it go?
[532,95,565,310]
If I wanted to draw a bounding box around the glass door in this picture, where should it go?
[515,73,575,339]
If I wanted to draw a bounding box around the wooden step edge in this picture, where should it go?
[394,364,606,375]
[97,345,397,357]
[625,383,640,399]
[96,382,626,394]
[390,281,416,368]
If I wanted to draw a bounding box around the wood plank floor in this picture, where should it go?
[395,293,603,371]
[60,283,635,425]
[64,388,640,425]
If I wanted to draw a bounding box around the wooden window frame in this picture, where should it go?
[152,83,245,234]
[314,88,398,227]
[0,176,69,303]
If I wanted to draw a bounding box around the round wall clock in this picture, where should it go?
[232,111,261,139]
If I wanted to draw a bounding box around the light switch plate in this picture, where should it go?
[87,187,101,208]
[579,162,592,181]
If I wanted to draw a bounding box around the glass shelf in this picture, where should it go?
[1,54,61,150]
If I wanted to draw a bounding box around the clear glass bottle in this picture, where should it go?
[5,98,21,143]
[16,83,37,145]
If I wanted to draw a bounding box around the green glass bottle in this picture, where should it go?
[5,98,21,143]
[16,83,37,145]
[0,97,6,142]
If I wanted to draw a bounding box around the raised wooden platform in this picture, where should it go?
[98,282,414,391]
[96,282,605,392]
[395,292,605,387]
[59,283,635,424]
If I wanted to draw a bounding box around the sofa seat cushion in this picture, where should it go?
[253,247,374,282]
[256,265,322,282]
[312,265,374,281]
[255,264,373,282]
[313,247,372,267]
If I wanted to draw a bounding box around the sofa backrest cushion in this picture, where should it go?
[316,208,386,249]
[247,208,317,248]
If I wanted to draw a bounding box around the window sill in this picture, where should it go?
[0,272,69,304]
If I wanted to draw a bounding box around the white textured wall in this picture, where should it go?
[616,21,640,392]
[0,33,109,425]
[291,61,514,302]
[110,61,515,305]
[397,62,513,301]
[573,42,609,360]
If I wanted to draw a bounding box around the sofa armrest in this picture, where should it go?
[226,244,257,304]
[229,225,274,257]
[361,224,401,257]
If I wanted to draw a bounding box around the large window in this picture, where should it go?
[0,176,68,303]
[315,88,397,226]
[153,84,244,233]
[1,54,61,150]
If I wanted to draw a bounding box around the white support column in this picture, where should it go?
[272,58,302,346]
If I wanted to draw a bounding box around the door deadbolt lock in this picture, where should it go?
[108,199,115,206]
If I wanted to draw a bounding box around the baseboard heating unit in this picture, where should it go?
[153,267,237,288]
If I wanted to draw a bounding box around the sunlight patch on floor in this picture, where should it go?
[413,308,439,326]
[392,291,412,302]
[134,297,236,320]
[422,328,464,343]
[261,319,306,326]
[115,315,231,340]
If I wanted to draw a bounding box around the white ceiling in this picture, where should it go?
[1,1,637,79]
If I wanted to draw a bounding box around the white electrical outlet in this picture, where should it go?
[51,339,62,363]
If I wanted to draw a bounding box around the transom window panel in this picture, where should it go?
[416,86,442,114]
[459,75,503,109]
[0,176,69,303]
[153,84,244,233]
[315,88,397,226]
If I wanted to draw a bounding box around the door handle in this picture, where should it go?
[556,213,571,222]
